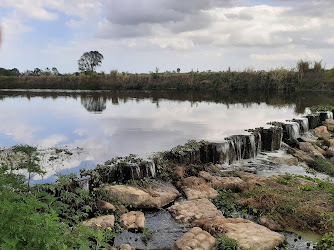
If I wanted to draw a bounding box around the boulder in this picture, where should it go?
[195,218,285,250]
[178,177,218,200]
[326,147,334,157]
[104,181,180,208]
[83,215,115,230]
[234,172,269,190]
[199,171,246,192]
[324,138,334,147]
[259,215,284,231]
[324,119,334,132]
[289,148,315,163]
[168,199,224,224]
[96,200,116,210]
[111,244,134,250]
[298,142,325,159]
[267,155,299,166]
[120,211,145,231]
[172,227,215,250]
[312,126,332,138]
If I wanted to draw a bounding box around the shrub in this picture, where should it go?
[309,158,334,177]
[316,232,334,250]
[215,235,241,250]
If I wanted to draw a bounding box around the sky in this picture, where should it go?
[0,0,334,74]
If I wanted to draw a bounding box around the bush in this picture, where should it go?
[215,235,241,250]
[316,232,334,250]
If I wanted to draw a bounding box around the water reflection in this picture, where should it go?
[0,89,331,182]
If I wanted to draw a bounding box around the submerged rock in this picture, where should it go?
[177,177,218,200]
[195,218,285,250]
[83,215,115,229]
[104,181,180,208]
[120,211,145,231]
[168,199,224,224]
[172,227,216,250]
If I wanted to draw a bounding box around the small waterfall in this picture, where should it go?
[135,165,141,178]
[256,133,262,155]
[284,122,300,140]
[148,161,156,178]
[249,134,257,159]
[326,111,333,120]
[293,118,309,134]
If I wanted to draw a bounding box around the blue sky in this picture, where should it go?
[1,0,334,73]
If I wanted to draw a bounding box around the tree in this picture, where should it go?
[78,51,104,72]
[177,68,180,73]
[52,67,59,75]
[33,68,42,76]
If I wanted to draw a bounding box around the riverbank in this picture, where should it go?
[1,69,334,91]
[1,108,334,249]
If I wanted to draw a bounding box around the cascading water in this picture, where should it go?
[293,118,309,134]
[326,111,333,120]
[148,161,156,178]
[249,134,257,159]
[284,122,300,140]
[256,133,262,155]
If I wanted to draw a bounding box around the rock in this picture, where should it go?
[259,126,283,151]
[295,177,318,187]
[111,245,134,250]
[172,227,215,250]
[120,211,145,231]
[168,199,224,224]
[298,142,325,159]
[178,177,218,200]
[96,200,116,210]
[324,119,334,132]
[312,126,332,138]
[326,147,334,157]
[83,215,115,229]
[195,218,285,250]
[104,181,180,208]
[330,157,334,164]
[267,155,299,166]
[289,148,315,163]
[173,166,185,181]
[234,172,269,189]
[259,215,284,231]
[307,114,320,129]
[324,138,334,147]
[199,171,246,192]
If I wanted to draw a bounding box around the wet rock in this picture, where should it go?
[96,200,116,210]
[259,215,284,231]
[312,126,332,138]
[104,181,180,208]
[288,148,314,163]
[326,147,334,157]
[307,114,320,129]
[267,154,298,166]
[199,171,246,192]
[195,218,285,250]
[168,199,224,224]
[172,227,215,250]
[298,142,325,159]
[83,215,115,229]
[120,211,145,231]
[259,127,283,151]
[178,177,218,200]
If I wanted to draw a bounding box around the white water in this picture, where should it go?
[285,122,300,140]
[293,118,309,134]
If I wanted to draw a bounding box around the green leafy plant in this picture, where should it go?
[316,232,334,250]
[215,235,241,250]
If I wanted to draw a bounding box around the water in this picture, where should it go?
[1,89,334,182]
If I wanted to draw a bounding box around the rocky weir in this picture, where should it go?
[74,110,334,249]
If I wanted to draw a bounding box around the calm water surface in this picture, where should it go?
[1,89,334,183]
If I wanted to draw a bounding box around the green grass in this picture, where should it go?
[308,158,334,177]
